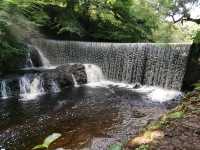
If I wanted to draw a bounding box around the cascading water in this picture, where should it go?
[19,75,45,100]
[31,39,191,90]
[27,44,53,68]
[72,74,79,87]
[82,63,181,102]
[0,81,8,99]
[84,64,105,83]
[51,80,61,93]
[1,39,190,101]
[35,47,51,68]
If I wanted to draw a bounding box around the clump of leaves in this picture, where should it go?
[193,31,200,44]
[136,144,149,150]
[32,133,62,150]
[108,143,123,150]
[193,82,200,91]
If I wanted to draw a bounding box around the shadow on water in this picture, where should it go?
[0,85,179,150]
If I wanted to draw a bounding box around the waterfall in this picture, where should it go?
[72,74,79,87]
[31,39,191,90]
[27,44,51,68]
[36,47,51,68]
[51,80,61,93]
[0,81,8,99]
[19,75,45,100]
[84,64,105,83]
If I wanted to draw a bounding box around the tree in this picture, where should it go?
[156,0,200,24]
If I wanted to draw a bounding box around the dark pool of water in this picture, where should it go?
[0,85,179,150]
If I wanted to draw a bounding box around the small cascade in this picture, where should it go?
[84,64,105,83]
[0,81,8,99]
[19,75,45,100]
[30,77,45,94]
[51,80,61,93]
[27,44,52,68]
[35,47,51,68]
[72,74,79,87]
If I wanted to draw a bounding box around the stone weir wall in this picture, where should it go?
[31,38,192,90]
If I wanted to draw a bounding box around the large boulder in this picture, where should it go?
[42,64,87,91]
[182,44,200,90]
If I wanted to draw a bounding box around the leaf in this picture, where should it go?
[108,143,122,150]
[43,133,62,147]
[32,133,62,150]
[193,82,200,90]
[32,145,47,150]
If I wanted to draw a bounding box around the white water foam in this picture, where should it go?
[85,80,182,103]
[134,86,182,102]
[84,64,105,83]
[19,76,45,100]
[51,80,61,93]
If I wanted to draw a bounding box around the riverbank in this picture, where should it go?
[127,91,200,150]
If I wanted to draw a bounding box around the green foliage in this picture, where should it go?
[108,143,123,150]
[0,0,31,72]
[193,31,200,44]
[135,144,149,150]
[194,82,200,91]
[18,0,163,42]
[32,133,62,149]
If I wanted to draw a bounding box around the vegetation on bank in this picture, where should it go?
[0,0,34,72]
[127,90,200,150]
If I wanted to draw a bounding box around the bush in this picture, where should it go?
[193,31,200,44]
[0,0,34,73]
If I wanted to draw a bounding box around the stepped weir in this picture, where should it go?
[31,39,191,90]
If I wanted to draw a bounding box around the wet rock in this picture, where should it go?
[56,63,87,85]
[42,64,87,91]
[133,83,141,89]
[29,46,43,67]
